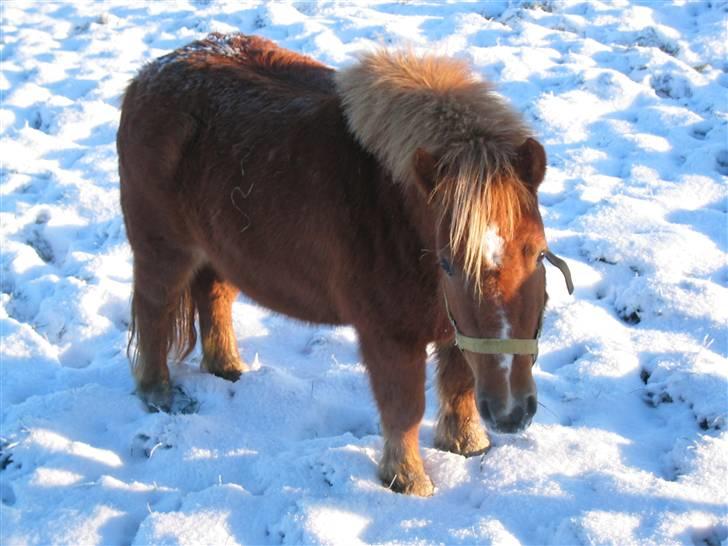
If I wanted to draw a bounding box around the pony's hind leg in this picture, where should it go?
[434,344,490,456]
[191,266,248,381]
[360,334,434,496]
[130,250,199,411]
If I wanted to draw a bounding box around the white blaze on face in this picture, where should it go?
[483,225,504,269]
[485,224,510,372]
[485,225,512,411]
[497,307,515,413]
[470,224,513,413]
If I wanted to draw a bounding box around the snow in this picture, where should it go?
[1,1,726,545]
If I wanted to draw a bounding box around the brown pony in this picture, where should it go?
[118,34,567,496]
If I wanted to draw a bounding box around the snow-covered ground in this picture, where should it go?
[1,1,726,544]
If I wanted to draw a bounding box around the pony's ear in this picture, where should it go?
[412,148,439,196]
[515,138,546,191]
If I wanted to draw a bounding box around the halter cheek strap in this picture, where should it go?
[543,250,574,295]
[445,249,573,359]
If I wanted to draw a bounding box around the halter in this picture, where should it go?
[444,250,574,361]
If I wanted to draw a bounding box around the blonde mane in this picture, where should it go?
[335,50,535,286]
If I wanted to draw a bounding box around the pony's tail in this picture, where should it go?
[127,286,198,376]
[167,286,198,362]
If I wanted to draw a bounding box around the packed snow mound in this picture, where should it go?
[1,1,726,545]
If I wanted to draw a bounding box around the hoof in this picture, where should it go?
[378,450,435,497]
[212,367,244,382]
[137,383,173,412]
[202,357,248,382]
[138,384,198,414]
[434,415,491,457]
[379,466,435,496]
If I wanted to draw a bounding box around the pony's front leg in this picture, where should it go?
[360,335,434,496]
[434,344,490,456]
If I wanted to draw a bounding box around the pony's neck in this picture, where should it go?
[397,175,439,259]
[366,158,438,259]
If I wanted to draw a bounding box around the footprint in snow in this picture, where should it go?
[25,226,54,264]
[0,482,16,506]
[616,305,642,325]
[130,433,174,460]
[650,73,693,100]
[689,121,712,141]
[690,524,728,546]
[715,150,728,176]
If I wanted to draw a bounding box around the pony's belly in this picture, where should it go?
[237,280,344,326]
[188,186,353,327]
[204,249,345,327]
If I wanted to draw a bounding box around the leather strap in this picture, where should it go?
[454,333,539,355]
[443,290,540,355]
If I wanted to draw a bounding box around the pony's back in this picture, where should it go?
[129,33,336,112]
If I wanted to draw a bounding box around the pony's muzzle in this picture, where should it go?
[478,394,537,433]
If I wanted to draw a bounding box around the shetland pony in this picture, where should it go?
[118,34,564,496]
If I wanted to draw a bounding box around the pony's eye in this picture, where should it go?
[537,251,546,263]
[440,258,453,276]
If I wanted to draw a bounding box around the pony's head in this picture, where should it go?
[414,138,549,433]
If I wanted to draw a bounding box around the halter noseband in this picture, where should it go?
[444,250,574,361]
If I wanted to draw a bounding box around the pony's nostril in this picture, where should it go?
[526,394,537,417]
[478,399,492,422]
